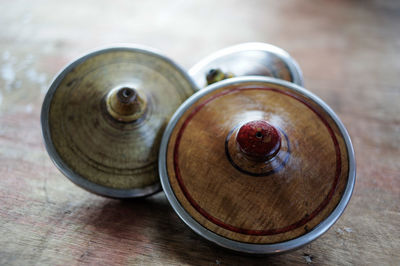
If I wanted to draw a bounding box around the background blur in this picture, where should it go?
[0,0,399,265]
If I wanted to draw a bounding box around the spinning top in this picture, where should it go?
[189,42,303,88]
[159,77,355,254]
[41,46,196,198]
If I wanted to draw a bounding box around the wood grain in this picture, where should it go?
[0,0,399,265]
[47,49,194,190]
[166,81,349,244]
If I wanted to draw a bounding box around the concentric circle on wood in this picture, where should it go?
[164,79,350,244]
[42,46,196,198]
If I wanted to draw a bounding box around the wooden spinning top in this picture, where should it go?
[159,77,355,254]
[41,46,196,198]
[189,42,304,89]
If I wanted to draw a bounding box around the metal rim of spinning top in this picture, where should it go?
[159,76,355,254]
[41,45,197,198]
[189,42,304,89]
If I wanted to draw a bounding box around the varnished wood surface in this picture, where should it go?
[166,81,350,244]
[0,0,399,265]
[46,49,194,191]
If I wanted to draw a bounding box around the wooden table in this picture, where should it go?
[1,0,399,264]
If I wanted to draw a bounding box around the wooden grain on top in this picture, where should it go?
[166,81,349,244]
[1,0,399,264]
[48,50,194,190]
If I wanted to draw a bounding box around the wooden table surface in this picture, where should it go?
[0,0,399,265]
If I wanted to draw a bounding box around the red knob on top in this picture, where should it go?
[236,120,281,161]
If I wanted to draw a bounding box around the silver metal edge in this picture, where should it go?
[158,76,356,254]
[41,44,199,198]
[188,42,304,89]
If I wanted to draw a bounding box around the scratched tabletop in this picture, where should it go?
[0,0,399,265]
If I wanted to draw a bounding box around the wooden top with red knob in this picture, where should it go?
[164,79,350,244]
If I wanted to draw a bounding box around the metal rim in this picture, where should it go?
[189,42,304,89]
[41,44,198,198]
[159,76,355,254]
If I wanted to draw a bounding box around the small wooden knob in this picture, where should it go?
[236,120,281,161]
[106,87,147,122]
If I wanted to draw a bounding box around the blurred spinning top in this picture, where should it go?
[41,46,196,198]
[189,42,304,88]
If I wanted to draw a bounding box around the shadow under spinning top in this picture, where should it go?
[41,46,196,198]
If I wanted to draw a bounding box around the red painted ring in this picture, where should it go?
[173,86,342,236]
